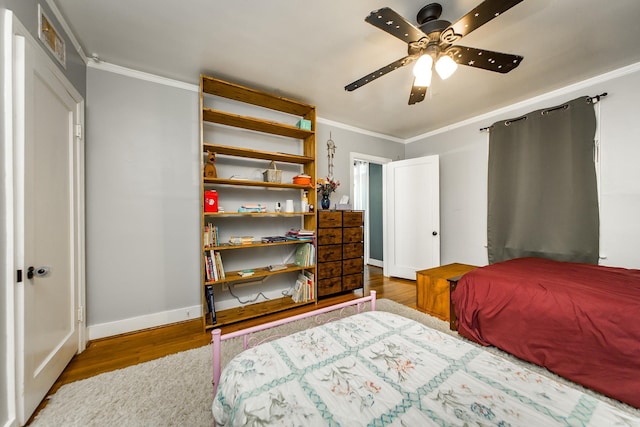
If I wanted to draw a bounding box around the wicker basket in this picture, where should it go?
[263,161,282,183]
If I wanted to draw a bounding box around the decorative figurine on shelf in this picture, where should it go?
[317,177,340,210]
[204,151,217,178]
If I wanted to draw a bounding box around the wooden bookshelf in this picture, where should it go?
[199,75,317,330]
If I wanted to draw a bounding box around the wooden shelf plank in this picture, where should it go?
[203,143,314,165]
[204,263,315,286]
[201,75,314,117]
[204,177,314,190]
[203,108,314,139]
[203,211,316,218]
[205,296,316,329]
[204,240,311,251]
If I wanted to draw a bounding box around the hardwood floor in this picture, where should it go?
[30,266,416,423]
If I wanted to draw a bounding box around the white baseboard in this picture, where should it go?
[368,259,383,268]
[87,304,202,341]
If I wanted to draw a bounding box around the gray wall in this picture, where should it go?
[85,67,406,328]
[313,125,403,209]
[86,67,200,325]
[406,65,640,269]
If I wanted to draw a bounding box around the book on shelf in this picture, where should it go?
[238,269,255,277]
[292,270,314,303]
[294,243,315,267]
[205,285,217,324]
[237,204,266,213]
[286,228,315,241]
[261,235,288,243]
[303,270,315,300]
[204,223,220,247]
[228,236,254,245]
[204,250,226,282]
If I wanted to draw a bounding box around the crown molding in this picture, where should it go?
[405,61,640,144]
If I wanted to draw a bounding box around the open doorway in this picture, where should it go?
[350,153,391,268]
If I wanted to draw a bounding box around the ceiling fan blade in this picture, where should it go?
[445,45,522,73]
[345,56,416,91]
[440,0,524,44]
[365,7,428,44]
[408,80,428,105]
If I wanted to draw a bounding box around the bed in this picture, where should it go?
[211,291,639,426]
[451,256,640,409]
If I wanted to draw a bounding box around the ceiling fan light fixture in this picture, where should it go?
[435,55,458,80]
[413,54,433,77]
[413,54,433,87]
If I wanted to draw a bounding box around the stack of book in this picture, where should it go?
[204,250,226,282]
[292,270,314,303]
[228,236,254,245]
[286,228,315,241]
[261,235,288,243]
[238,204,266,213]
[293,243,315,267]
[204,223,220,247]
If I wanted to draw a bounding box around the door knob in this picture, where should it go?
[27,266,50,279]
[432,231,438,236]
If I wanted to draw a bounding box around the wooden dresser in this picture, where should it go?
[317,210,364,297]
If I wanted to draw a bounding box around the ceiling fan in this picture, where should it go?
[345,0,525,105]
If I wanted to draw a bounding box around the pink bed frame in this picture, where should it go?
[211,290,377,395]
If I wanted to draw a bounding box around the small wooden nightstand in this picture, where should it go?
[416,263,478,328]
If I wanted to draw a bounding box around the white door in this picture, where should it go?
[13,29,85,424]
[384,155,440,279]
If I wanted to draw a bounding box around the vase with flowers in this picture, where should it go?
[316,177,340,209]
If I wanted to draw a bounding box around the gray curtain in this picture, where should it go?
[487,96,599,264]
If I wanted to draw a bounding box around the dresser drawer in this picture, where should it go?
[317,277,342,297]
[342,274,363,291]
[317,261,342,279]
[318,211,342,228]
[317,244,342,262]
[317,228,342,245]
[343,227,363,243]
[343,257,363,275]
[343,243,364,259]
[342,211,363,227]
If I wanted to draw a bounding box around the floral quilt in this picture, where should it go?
[212,311,639,426]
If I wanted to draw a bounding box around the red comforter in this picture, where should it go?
[451,257,640,408]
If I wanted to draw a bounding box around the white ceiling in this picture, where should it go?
[53,0,640,140]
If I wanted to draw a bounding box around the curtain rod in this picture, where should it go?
[479,92,608,132]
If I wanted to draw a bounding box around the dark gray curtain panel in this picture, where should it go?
[487,96,599,264]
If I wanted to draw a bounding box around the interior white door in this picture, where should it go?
[384,155,440,279]
[14,32,82,424]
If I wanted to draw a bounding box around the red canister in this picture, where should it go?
[204,190,218,212]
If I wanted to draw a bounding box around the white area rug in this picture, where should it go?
[31,299,639,426]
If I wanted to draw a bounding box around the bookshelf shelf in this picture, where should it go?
[204,263,315,286]
[203,143,314,164]
[203,212,315,218]
[203,177,313,190]
[199,75,317,330]
[205,240,311,251]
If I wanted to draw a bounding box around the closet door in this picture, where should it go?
[12,27,84,424]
